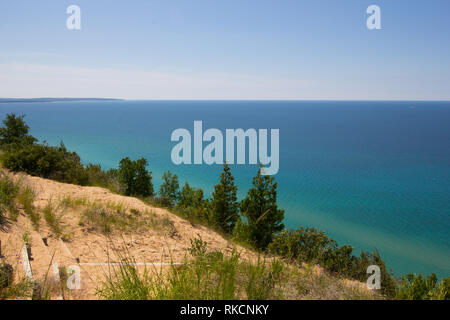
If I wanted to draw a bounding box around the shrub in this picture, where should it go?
[177,183,210,223]
[84,164,122,192]
[268,227,397,297]
[159,171,180,206]
[0,113,36,148]
[0,174,20,221]
[43,200,64,236]
[0,264,14,289]
[17,186,39,229]
[396,273,449,300]
[245,258,284,300]
[2,142,88,185]
[118,157,154,197]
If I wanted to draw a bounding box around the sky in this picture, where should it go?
[0,0,449,100]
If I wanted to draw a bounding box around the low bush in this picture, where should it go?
[17,185,39,229]
[176,183,210,224]
[0,173,20,221]
[43,200,65,237]
[396,273,449,300]
[268,227,397,297]
[2,142,89,185]
[80,205,176,236]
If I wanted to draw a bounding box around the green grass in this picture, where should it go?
[0,277,32,300]
[99,236,288,300]
[0,241,33,300]
[43,199,65,237]
[97,235,383,301]
[17,185,39,229]
[79,205,176,236]
[58,195,91,209]
[0,173,20,221]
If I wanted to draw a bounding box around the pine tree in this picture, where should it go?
[211,163,239,234]
[240,165,284,249]
[118,157,153,197]
[0,113,36,147]
[159,171,180,206]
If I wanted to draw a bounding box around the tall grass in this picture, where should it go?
[79,205,176,236]
[0,173,20,222]
[17,185,39,229]
[98,236,286,300]
[43,199,65,237]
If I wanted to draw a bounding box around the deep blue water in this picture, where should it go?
[1,100,449,278]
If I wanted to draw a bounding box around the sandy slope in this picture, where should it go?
[1,171,375,300]
[0,172,259,299]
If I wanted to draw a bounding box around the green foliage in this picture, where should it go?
[99,235,284,300]
[354,249,397,297]
[239,166,285,249]
[118,157,154,197]
[84,164,123,193]
[97,253,152,300]
[0,263,13,289]
[22,230,32,244]
[211,164,239,234]
[0,114,138,192]
[188,234,208,257]
[2,142,89,185]
[17,186,39,229]
[43,200,65,236]
[396,273,449,300]
[178,183,204,210]
[177,183,210,222]
[0,173,20,221]
[268,227,397,297]
[0,113,36,147]
[80,204,175,236]
[0,257,32,299]
[268,228,355,270]
[245,258,284,300]
[159,171,180,206]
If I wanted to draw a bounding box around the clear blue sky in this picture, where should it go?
[1,0,449,100]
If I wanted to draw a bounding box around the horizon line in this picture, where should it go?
[1,97,450,102]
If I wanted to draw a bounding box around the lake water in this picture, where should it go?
[1,100,449,278]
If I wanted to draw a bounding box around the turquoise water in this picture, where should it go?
[1,100,449,278]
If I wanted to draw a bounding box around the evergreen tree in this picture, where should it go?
[240,165,284,249]
[0,113,36,147]
[178,182,204,210]
[178,182,209,221]
[118,157,153,197]
[159,171,180,205]
[211,163,239,234]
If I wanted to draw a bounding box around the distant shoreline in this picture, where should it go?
[1,98,450,103]
[0,98,124,103]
